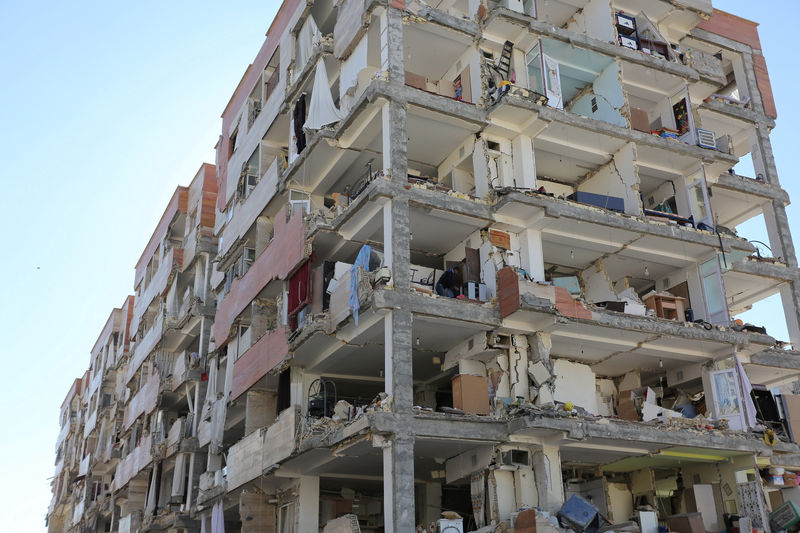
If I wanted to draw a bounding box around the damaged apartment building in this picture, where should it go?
[46,0,800,532]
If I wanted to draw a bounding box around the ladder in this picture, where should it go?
[497,40,514,80]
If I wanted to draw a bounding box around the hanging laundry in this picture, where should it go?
[304,60,344,131]
[350,245,371,327]
[211,500,225,533]
[293,94,307,154]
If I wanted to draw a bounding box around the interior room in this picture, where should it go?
[526,38,626,127]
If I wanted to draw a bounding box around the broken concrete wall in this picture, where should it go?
[578,142,640,215]
[581,259,618,304]
[566,0,615,43]
[569,62,626,128]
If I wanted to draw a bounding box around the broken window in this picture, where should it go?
[289,189,311,216]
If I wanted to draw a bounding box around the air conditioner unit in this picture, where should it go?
[246,173,258,193]
[500,449,531,467]
[696,128,717,150]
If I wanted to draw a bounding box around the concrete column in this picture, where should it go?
[383,434,415,532]
[519,229,545,283]
[380,7,405,84]
[510,335,530,401]
[386,198,411,292]
[416,482,442,527]
[385,310,413,410]
[383,199,394,272]
[297,476,320,533]
[511,135,536,189]
[244,390,277,435]
[533,444,564,512]
[490,469,516,522]
[183,452,203,512]
[779,284,800,347]
[763,205,787,262]
[473,139,490,198]
[379,5,407,182]
[381,100,408,183]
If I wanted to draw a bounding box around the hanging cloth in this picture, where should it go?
[350,245,371,326]
[295,16,320,81]
[293,94,307,153]
[211,500,225,533]
[470,471,487,528]
[304,60,344,131]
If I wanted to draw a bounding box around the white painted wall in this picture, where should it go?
[552,359,598,413]
[567,0,615,42]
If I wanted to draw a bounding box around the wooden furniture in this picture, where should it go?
[644,293,686,320]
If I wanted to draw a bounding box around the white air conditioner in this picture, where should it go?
[696,128,717,150]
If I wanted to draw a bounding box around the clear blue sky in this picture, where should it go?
[0,1,797,531]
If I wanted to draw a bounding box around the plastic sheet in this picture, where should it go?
[304,60,344,130]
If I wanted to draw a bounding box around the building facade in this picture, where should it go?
[49,1,800,532]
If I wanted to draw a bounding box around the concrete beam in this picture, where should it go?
[496,191,756,253]
[484,9,700,81]
[372,289,501,327]
[369,412,508,442]
[518,292,773,347]
[508,415,787,455]
[750,349,800,370]
[714,173,789,203]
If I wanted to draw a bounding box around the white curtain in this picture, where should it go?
[304,60,344,130]
[295,16,320,81]
[211,501,225,533]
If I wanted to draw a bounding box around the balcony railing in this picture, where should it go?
[82,409,97,438]
[78,453,91,477]
[55,415,72,448]
[131,247,182,332]
[226,406,299,490]
[122,372,159,430]
[126,312,164,384]
[114,434,153,491]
